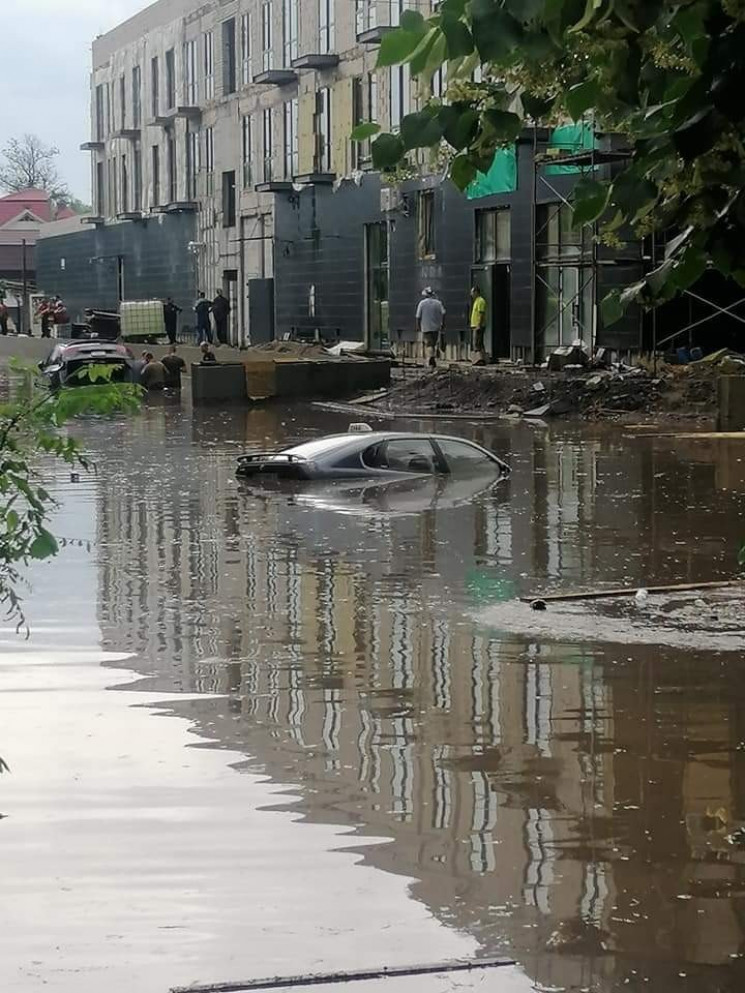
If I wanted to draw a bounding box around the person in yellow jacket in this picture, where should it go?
[469,284,487,365]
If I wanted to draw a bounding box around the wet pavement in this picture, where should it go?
[2,395,745,992]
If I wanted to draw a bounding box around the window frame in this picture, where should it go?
[165,48,176,110]
[262,1,274,72]
[222,17,237,95]
[203,31,215,100]
[283,0,298,67]
[262,107,273,182]
[222,169,237,227]
[242,114,254,188]
[475,207,511,263]
[416,190,435,260]
[150,57,159,118]
[284,98,298,179]
[183,39,198,105]
[132,65,142,128]
[240,13,251,86]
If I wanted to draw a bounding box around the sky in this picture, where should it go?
[1,0,149,202]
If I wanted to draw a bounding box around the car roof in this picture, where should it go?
[283,432,493,458]
[60,341,128,355]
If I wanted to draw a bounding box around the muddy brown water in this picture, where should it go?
[2,396,745,993]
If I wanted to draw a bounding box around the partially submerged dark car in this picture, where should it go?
[39,341,135,389]
[236,427,510,482]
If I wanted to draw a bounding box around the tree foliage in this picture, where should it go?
[0,134,72,205]
[365,0,745,313]
[1,362,141,634]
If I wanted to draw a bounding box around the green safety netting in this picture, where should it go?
[545,122,595,175]
[466,146,517,199]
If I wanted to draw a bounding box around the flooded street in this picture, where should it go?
[2,398,745,993]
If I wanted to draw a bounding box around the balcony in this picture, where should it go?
[80,215,105,226]
[252,68,298,87]
[254,180,295,193]
[113,128,142,140]
[80,140,105,151]
[116,211,145,222]
[356,26,395,44]
[291,53,339,71]
[293,172,336,186]
[160,201,199,213]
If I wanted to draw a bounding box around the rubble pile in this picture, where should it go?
[375,361,723,422]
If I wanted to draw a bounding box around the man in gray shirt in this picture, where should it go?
[416,287,446,369]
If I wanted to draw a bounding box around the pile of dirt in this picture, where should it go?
[246,341,334,361]
[372,364,720,422]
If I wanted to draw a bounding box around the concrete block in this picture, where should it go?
[718,375,745,430]
[192,363,247,402]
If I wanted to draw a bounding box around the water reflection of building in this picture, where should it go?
[94,405,745,992]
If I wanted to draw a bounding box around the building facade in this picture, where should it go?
[36,0,646,357]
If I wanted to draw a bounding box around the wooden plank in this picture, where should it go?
[520,580,742,604]
[171,957,516,993]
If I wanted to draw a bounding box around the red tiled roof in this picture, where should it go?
[0,188,74,227]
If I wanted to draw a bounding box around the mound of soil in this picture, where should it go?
[374,364,720,422]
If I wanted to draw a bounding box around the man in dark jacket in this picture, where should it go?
[194,292,212,344]
[163,297,182,344]
[211,289,230,345]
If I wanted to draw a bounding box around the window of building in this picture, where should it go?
[165,49,176,110]
[132,66,142,127]
[119,75,126,130]
[283,0,298,66]
[95,84,105,141]
[110,155,118,214]
[262,108,273,182]
[150,56,159,118]
[475,208,511,262]
[389,64,410,131]
[151,145,160,206]
[351,74,376,169]
[120,154,128,212]
[365,222,389,350]
[222,170,236,227]
[416,190,435,259]
[315,88,331,172]
[167,132,177,202]
[319,0,335,53]
[356,0,376,35]
[242,115,253,188]
[96,159,105,214]
[222,18,236,95]
[186,129,199,200]
[184,39,198,105]
[204,125,215,194]
[106,83,113,135]
[261,1,273,72]
[240,13,251,85]
[203,31,215,99]
[133,147,142,210]
[284,98,298,179]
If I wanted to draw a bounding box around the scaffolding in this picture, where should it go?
[530,130,642,362]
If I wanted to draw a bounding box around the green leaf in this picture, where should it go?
[29,529,58,560]
[401,111,443,150]
[5,509,19,531]
[438,105,480,150]
[483,109,522,143]
[399,9,426,34]
[503,0,544,23]
[572,177,610,227]
[565,79,601,121]
[376,29,423,68]
[409,29,440,76]
[522,92,555,120]
[569,0,603,34]
[450,154,478,190]
[351,122,380,142]
[471,8,523,62]
[440,17,474,58]
[672,246,707,291]
[371,132,406,169]
[601,289,626,327]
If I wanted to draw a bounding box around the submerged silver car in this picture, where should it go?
[236,426,510,481]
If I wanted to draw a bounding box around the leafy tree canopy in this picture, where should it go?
[358,0,745,316]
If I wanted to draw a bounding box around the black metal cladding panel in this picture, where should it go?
[35,213,197,324]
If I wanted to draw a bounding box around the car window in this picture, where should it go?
[437,439,492,473]
[365,438,438,473]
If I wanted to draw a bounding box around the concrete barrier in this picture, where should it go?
[717,375,745,431]
[191,362,248,402]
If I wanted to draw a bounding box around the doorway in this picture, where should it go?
[471,263,511,360]
[365,222,389,351]
[223,269,238,345]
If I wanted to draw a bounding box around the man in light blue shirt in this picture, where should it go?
[415,287,446,369]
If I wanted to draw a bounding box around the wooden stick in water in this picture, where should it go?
[520,580,742,604]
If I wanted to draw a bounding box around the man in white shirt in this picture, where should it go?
[415,287,446,369]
